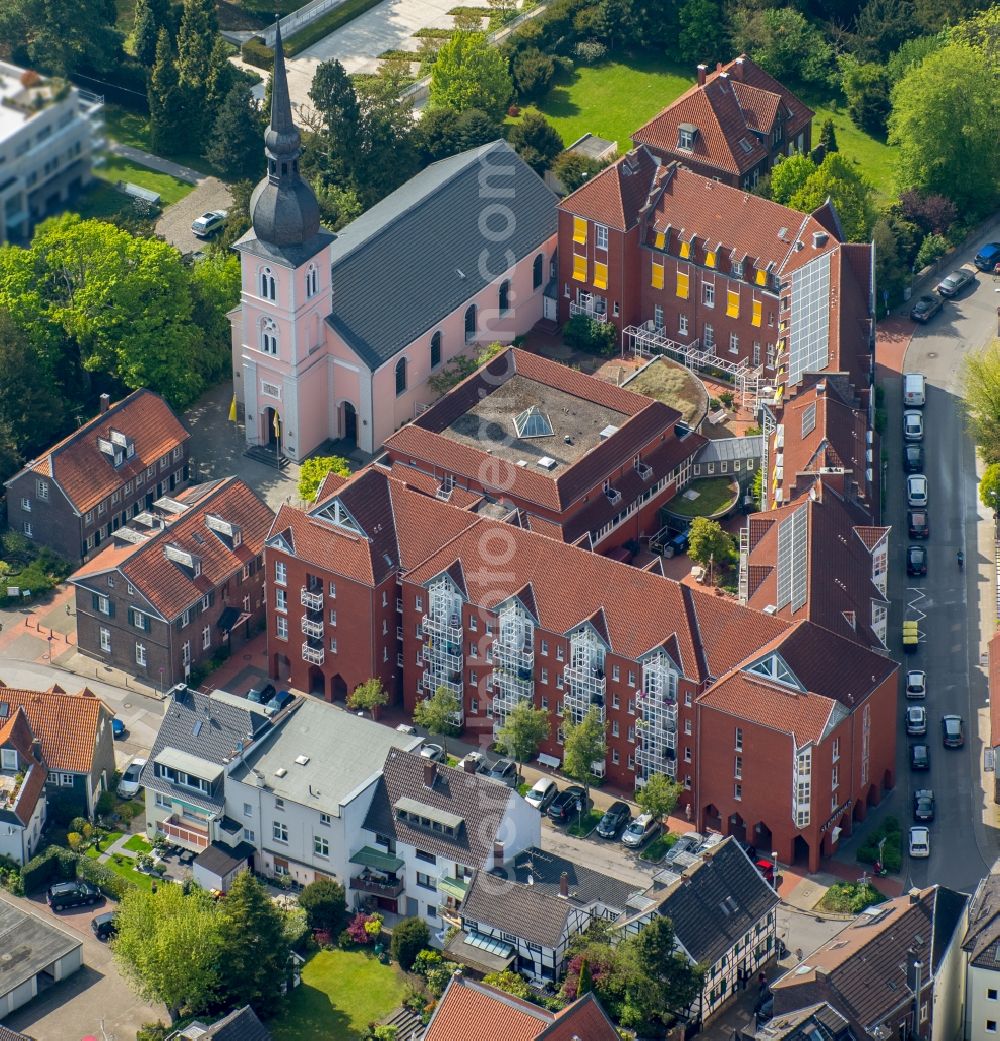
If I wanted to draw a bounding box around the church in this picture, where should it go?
[230,25,560,459]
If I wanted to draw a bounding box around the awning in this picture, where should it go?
[350,846,404,872]
[438,875,471,901]
[218,607,252,633]
[445,930,515,974]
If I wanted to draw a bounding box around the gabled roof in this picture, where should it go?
[963,874,1000,970]
[640,837,780,966]
[508,846,642,910]
[325,140,557,371]
[631,54,812,177]
[0,707,48,826]
[363,750,519,866]
[538,993,621,1040]
[0,684,113,773]
[461,871,575,949]
[182,1006,271,1041]
[71,477,274,620]
[773,886,968,1038]
[6,389,189,514]
[557,145,665,231]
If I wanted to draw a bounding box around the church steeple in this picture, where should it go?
[249,20,321,250]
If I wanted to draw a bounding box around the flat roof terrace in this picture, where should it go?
[439,374,628,471]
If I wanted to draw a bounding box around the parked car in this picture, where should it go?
[905,705,927,737]
[909,294,943,323]
[906,544,927,577]
[906,669,926,699]
[910,743,930,770]
[191,209,228,237]
[903,445,924,474]
[547,785,587,823]
[117,756,147,798]
[974,242,1000,272]
[247,683,275,704]
[913,788,935,822]
[419,743,446,763]
[462,750,487,773]
[942,714,964,748]
[908,826,930,859]
[907,474,928,507]
[265,689,293,715]
[48,880,102,911]
[622,813,661,848]
[908,509,929,539]
[487,759,519,787]
[524,777,558,811]
[936,267,976,297]
[903,410,924,442]
[111,717,125,739]
[596,801,632,839]
[91,911,118,941]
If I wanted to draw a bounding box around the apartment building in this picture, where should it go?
[4,390,191,566]
[0,61,102,245]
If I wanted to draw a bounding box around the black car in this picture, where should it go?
[47,880,102,911]
[910,743,930,770]
[596,801,632,839]
[913,788,935,822]
[265,689,294,715]
[247,683,276,704]
[547,784,587,823]
[906,544,927,576]
[942,714,964,748]
[936,268,976,297]
[487,758,519,787]
[903,444,924,474]
[908,509,929,539]
[909,294,943,323]
[91,910,118,941]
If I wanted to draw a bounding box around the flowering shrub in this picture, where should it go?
[347,911,384,945]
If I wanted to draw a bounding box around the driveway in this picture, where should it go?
[155,177,233,255]
[858,223,1000,894]
[0,891,165,1041]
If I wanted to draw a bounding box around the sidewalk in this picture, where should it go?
[108,141,204,186]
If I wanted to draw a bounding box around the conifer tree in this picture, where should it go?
[149,28,185,154]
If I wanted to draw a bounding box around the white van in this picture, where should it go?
[903,373,926,408]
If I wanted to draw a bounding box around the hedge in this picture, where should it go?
[22,844,77,895]
[77,854,134,900]
[241,37,273,71]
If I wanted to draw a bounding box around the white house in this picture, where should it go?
[0,708,47,866]
[964,874,1000,1041]
[358,751,541,931]
[226,699,421,887]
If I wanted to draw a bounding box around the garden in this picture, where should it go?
[818,880,887,914]
[663,476,740,520]
[0,532,72,607]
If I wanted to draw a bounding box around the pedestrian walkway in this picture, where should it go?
[108,141,204,186]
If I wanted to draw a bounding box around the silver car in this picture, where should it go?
[907,474,928,507]
[905,705,927,736]
[903,410,923,442]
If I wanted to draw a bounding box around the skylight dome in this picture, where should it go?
[513,405,554,439]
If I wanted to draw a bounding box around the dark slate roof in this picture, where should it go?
[325,140,557,370]
[194,841,256,878]
[759,1002,855,1041]
[0,899,81,997]
[649,836,780,965]
[362,750,515,866]
[461,870,574,949]
[506,846,643,911]
[964,874,1000,969]
[189,1006,271,1041]
[933,884,970,971]
[0,1028,33,1041]
[140,687,271,812]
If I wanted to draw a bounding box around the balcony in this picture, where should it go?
[605,487,622,506]
[301,616,324,639]
[423,613,462,642]
[635,462,653,481]
[160,815,209,851]
[570,299,607,323]
[301,587,323,610]
[422,644,463,671]
[302,642,325,665]
[350,874,404,898]
[564,664,606,698]
[493,668,534,701]
[491,639,533,673]
[422,672,463,697]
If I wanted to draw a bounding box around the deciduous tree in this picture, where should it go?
[840,58,891,136]
[551,151,612,193]
[496,699,551,779]
[963,341,1000,464]
[979,463,1000,512]
[768,152,815,205]
[508,112,563,174]
[687,517,736,572]
[562,705,607,804]
[299,878,347,935]
[298,455,351,501]
[391,917,431,970]
[0,0,120,78]
[676,0,727,66]
[731,8,833,88]
[413,686,461,753]
[347,677,390,718]
[429,31,514,121]
[625,915,704,1020]
[789,152,877,241]
[635,771,683,826]
[482,969,532,998]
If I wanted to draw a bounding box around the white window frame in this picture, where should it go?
[135,642,146,666]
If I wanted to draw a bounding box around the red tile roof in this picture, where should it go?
[556,146,666,231]
[539,994,621,1039]
[0,685,112,773]
[70,477,274,620]
[631,55,812,178]
[385,462,485,510]
[13,389,189,514]
[0,708,48,826]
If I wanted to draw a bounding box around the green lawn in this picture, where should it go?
[123,834,153,854]
[802,95,897,197]
[665,476,739,519]
[83,830,123,855]
[94,156,194,207]
[272,949,409,1041]
[74,181,131,221]
[510,54,693,151]
[86,845,157,891]
[103,105,224,180]
[638,831,679,863]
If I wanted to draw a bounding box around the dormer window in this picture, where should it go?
[678,124,696,150]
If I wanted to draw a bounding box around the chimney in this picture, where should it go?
[463,756,477,774]
[716,62,723,73]
[559,871,569,898]
[493,840,504,865]
[733,56,744,81]
[909,886,921,905]
[32,738,43,762]
[812,230,829,249]
[697,64,707,86]
[99,393,110,414]
[816,381,826,395]
[815,966,829,980]
[423,761,437,789]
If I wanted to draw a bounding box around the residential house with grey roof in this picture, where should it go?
[167,1005,270,1041]
[620,835,781,1024]
[452,846,646,982]
[359,750,540,931]
[230,24,558,461]
[963,873,1000,1041]
[225,697,421,890]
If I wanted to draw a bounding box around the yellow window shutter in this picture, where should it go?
[727,289,739,318]
[593,261,608,290]
[755,267,767,286]
[654,230,666,250]
[706,251,716,268]
[676,271,689,299]
[751,299,762,327]
[572,253,587,281]
[680,240,691,259]
[573,217,587,244]
[651,260,664,290]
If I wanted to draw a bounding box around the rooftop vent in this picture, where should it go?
[599,424,619,440]
[763,604,777,615]
[274,767,287,778]
[513,405,554,440]
[537,456,557,471]
[516,460,528,468]
[295,755,310,766]
[812,231,829,249]
[777,226,789,241]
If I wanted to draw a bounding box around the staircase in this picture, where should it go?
[244,445,289,470]
[380,1005,424,1040]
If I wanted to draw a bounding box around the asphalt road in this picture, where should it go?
[888,238,1000,893]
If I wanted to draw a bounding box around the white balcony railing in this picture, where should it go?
[635,462,653,480]
[301,587,323,610]
[301,616,324,639]
[302,642,325,665]
[569,300,607,322]
[606,488,622,506]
